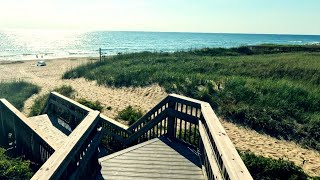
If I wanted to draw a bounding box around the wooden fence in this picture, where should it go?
[0,99,54,164]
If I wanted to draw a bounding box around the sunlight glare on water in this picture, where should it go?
[0,29,320,61]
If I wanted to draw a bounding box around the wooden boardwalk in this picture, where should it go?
[97,137,204,180]
[29,114,68,150]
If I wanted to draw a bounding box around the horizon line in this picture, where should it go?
[1,28,320,36]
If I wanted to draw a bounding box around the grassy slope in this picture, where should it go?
[63,50,320,151]
[0,81,40,110]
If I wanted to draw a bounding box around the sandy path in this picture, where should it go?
[0,58,319,176]
[0,58,167,118]
[221,120,320,176]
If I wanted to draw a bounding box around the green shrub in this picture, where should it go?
[0,148,33,180]
[116,106,143,125]
[29,85,75,116]
[29,94,49,117]
[77,98,104,111]
[0,81,40,110]
[240,151,308,180]
[54,85,75,98]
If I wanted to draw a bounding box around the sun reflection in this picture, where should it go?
[4,29,86,53]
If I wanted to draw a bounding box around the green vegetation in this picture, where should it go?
[77,98,104,111]
[116,106,143,125]
[30,85,105,116]
[0,148,33,180]
[29,85,76,116]
[63,46,320,151]
[240,151,308,180]
[0,81,40,110]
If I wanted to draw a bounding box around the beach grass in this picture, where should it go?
[0,81,40,110]
[0,148,34,180]
[63,47,320,151]
[240,151,308,180]
[29,85,76,116]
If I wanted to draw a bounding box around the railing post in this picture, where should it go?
[167,99,175,138]
[0,103,8,147]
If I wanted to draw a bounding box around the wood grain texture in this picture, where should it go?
[98,137,204,180]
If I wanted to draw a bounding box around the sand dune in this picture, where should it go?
[0,58,319,176]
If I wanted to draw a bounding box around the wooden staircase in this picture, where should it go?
[1,92,253,180]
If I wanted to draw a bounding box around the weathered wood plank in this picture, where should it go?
[167,108,198,124]
[101,171,204,179]
[31,111,100,180]
[201,103,253,180]
[99,138,204,180]
[128,96,170,131]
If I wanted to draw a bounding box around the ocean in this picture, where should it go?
[1,30,320,61]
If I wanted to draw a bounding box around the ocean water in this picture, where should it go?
[1,29,320,61]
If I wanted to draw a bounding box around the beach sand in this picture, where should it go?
[0,58,319,176]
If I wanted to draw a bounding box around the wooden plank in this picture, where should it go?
[99,137,204,180]
[99,138,160,162]
[201,103,253,180]
[102,170,204,179]
[128,96,170,131]
[31,111,100,180]
[167,108,198,124]
[100,114,129,130]
[199,121,223,180]
[0,99,59,150]
[51,92,92,112]
[101,165,203,174]
[124,112,167,145]
[100,163,201,171]
[29,115,68,149]
[168,94,203,108]
[48,99,84,119]
[100,175,202,180]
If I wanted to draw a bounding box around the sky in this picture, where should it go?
[0,0,319,35]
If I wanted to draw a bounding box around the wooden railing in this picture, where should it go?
[31,92,102,180]
[42,92,91,130]
[100,94,253,180]
[31,110,101,180]
[1,92,252,179]
[0,99,55,164]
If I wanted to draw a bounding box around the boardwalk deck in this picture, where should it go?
[97,137,204,180]
[29,114,68,150]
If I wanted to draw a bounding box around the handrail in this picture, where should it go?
[100,94,252,180]
[200,103,252,180]
[31,110,100,180]
[43,92,91,130]
[0,91,253,180]
[0,99,55,164]
[128,96,170,132]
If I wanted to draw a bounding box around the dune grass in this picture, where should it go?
[63,47,320,151]
[240,151,308,180]
[116,106,143,125]
[0,81,40,110]
[0,148,33,180]
[29,85,76,116]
